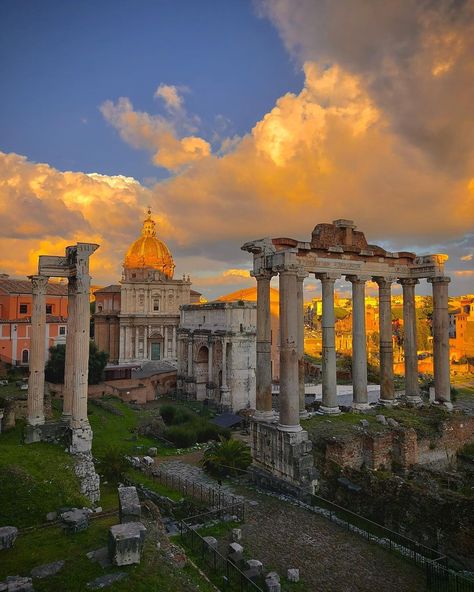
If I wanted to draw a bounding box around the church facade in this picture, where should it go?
[94,210,200,365]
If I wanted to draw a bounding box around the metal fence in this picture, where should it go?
[180,506,263,592]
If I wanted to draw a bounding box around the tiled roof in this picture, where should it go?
[0,278,68,296]
[94,285,121,294]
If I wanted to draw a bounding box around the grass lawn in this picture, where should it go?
[125,468,183,502]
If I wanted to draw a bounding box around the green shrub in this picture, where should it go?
[97,446,129,484]
[201,436,252,476]
[194,420,221,443]
[164,425,197,448]
[160,404,194,425]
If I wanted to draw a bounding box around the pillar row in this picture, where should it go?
[27,275,48,426]
[278,267,301,432]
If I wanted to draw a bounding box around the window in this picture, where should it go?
[19,304,28,314]
[153,298,160,311]
[46,304,53,314]
[21,349,29,364]
[59,326,66,336]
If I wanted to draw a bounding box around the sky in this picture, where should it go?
[1,0,473,300]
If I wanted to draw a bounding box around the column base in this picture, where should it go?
[253,410,277,422]
[27,415,45,427]
[299,409,310,419]
[24,424,43,444]
[70,424,93,454]
[318,405,341,415]
[433,400,453,411]
[405,395,423,406]
[378,398,397,407]
[60,413,72,425]
[277,423,303,433]
[351,402,371,412]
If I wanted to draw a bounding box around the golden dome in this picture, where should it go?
[124,208,175,278]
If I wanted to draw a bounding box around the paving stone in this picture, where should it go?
[0,527,18,550]
[0,576,34,591]
[86,573,128,589]
[31,561,64,579]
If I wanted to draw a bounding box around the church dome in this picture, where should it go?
[124,209,175,278]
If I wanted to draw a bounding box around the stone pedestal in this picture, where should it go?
[119,486,141,524]
[250,421,317,488]
[109,522,146,566]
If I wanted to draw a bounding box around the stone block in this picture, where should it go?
[31,561,64,579]
[245,559,263,575]
[359,419,370,428]
[387,418,399,428]
[45,512,57,522]
[118,486,141,524]
[60,508,89,533]
[108,522,146,566]
[147,447,158,457]
[0,527,18,550]
[142,456,154,466]
[0,576,34,591]
[231,528,242,542]
[202,536,217,550]
[287,568,300,582]
[228,542,243,555]
[375,415,387,425]
[265,571,281,592]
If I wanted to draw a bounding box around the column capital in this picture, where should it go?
[29,275,48,293]
[428,276,451,285]
[251,269,275,281]
[316,272,341,282]
[276,265,299,276]
[346,274,371,284]
[297,268,308,282]
[398,278,419,286]
[373,276,395,287]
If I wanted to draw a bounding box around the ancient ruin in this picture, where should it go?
[25,242,100,502]
[242,220,452,488]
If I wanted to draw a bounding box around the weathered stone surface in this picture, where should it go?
[147,447,158,457]
[142,456,154,466]
[245,559,263,574]
[0,576,34,591]
[287,568,300,582]
[118,486,141,524]
[31,561,64,579]
[86,547,111,568]
[94,507,102,514]
[231,528,242,542]
[60,508,89,533]
[202,536,217,550]
[108,522,146,566]
[376,415,387,425]
[387,418,399,428]
[86,573,128,589]
[45,512,57,522]
[228,542,243,555]
[74,452,100,504]
[265,571,281,592]
[359,419,370,428]
[0,527,18,550]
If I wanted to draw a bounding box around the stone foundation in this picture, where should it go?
[250,421,317,490]
[74,453,100,504]
[24,420,69,445]
[70,425,93,454]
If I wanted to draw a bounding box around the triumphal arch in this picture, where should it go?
[242,219,451,489]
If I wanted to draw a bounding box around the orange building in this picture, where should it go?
[0,276,68,366]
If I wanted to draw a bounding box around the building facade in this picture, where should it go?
[94,210,200,365]
[177,301,257,412]
[0,276,68,366]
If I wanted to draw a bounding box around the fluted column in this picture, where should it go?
[62,277,77,421]
[278,268,301,432]
[297,270,309,418]
[429,277,452,409]
[254,271,274,421]
[27,275,48,426]
[375,277,395,405]
[187,338,193,377]
[318,273,340,414]
[71,272,92,431]
[399,278,421,403]
[347,275,370,411]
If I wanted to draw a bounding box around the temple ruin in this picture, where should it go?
[242,219,451,490]
[25,242,100,502]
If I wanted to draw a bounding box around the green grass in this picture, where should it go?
[0,514,216,592]
[0,423,89,527]
[125,468,183,502]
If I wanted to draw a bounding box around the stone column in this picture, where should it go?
[63,277,77,422]
[278,268,301,432]
[172,325,177,358]
[208,340,213,385]
[375,278,395,406]
[143,325,148,361]
[297,270,309,418]
[220,339,230,408]
[27,275,48,426]
[71,270,93,451]
[164,326,169,358]
[119,324,125,362]
[187,339,193,377]
[399,279,421,404]
[318,274,340,414]
[135,326,139,359]
[347,276,370,411]
[429,277,452,409]
[254,271,274,421]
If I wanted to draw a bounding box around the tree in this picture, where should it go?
[201,436,252,477]
[45,341,108,384]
